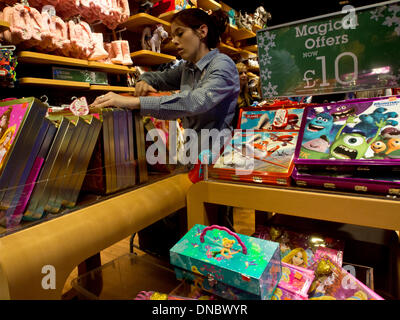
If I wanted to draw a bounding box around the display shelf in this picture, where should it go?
[18,77,90,89]
[239,49,257,59]
[87,61,136,74]
[187,179,400,231]
[242,45,257,53]
[248,65,260,73]
[131,50,176,66]
[0,172,192,299]
[218,42,241,56]
[197,0,222,11]
[158,10,179,22]
[122,13,171,32]
[161,40,178,55]
[228,24,256,42]
[90,85,135,93]
[17,51,136,74]
[0,20,10,32]
[252,24,262,32]
[18,51,88,68]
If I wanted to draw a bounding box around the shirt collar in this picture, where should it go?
[185,49,219,72]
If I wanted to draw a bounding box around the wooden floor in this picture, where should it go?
[61,207,255,297]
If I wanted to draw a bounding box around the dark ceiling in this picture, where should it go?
[222,0,385,26]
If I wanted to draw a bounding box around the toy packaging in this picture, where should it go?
[292,167,400,196]
[253,224,344,269]
[238,106,305,131]
[308,259,384,300]
[295,96,400,173]
[209,130,299,185]
[174,267,260,300]
[277,262,315,299]
[272,285,307,300]
[170,224,282,300]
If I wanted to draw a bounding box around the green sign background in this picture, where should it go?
[257,1,400,97]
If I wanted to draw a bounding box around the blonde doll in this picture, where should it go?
[282,248,308,267]
[0,125,16,170]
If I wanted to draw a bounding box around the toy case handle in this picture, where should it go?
[199,225,247,255]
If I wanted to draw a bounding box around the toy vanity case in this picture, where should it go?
[209,106,306,185]
[294,95,400,173]
[170,225,282,300]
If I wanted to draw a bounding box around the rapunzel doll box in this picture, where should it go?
[170,225,281,300]
[294,96,400,173]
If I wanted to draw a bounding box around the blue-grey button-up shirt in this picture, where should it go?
[139,49,239,134]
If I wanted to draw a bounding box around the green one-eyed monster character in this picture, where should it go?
[329,116,387,160]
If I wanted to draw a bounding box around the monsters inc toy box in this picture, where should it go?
[294,96,400,173]
[170,225,282,300]
[292,167,400,196]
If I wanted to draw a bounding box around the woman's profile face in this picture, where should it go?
[171,22,203,62]
[238,68,248,87]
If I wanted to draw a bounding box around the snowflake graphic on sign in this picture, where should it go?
[371,4,400,36]
[258,30,278,97]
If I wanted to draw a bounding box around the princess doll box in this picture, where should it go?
[294,96,400,172]
[170,224,281,300]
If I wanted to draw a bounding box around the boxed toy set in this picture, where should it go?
[294,96,400,173]
[170,224,282,300]
[208,105,306,186]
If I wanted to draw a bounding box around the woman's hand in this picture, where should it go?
[135,80,157,97]
[90,92,140,109]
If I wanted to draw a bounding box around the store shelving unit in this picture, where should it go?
[158,10,179,22]
[228,24,257,42]
[90,85,135,93]
[218,42,241,56]
[239,49,257,59]
[18,77,91,89]
[123,12,171,32]
[197,0,222,11]
[242,45,257,53]
[17,51,136,74]
[131,50,176,66]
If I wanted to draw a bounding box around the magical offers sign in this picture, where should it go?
[257,0,400,98]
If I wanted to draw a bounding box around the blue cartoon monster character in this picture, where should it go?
[352,107,398,138]
[302,112,334,143]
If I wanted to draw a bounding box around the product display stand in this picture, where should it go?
[0,172,191,299]
[187,179,400,231]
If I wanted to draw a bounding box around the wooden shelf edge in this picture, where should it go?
[198,0,222,11]
[19,77,90,88]
[18,51,136,74]
[90,85,135,93]
[123,12,171,31]
[158,10,179,22]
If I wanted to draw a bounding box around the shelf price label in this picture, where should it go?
[257,1,400,98]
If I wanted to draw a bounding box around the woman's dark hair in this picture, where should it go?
[171,8,228,49]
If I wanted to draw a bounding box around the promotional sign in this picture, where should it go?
[257,1,400,97]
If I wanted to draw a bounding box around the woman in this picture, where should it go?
[232,62,253,128]
[91,8,240,259]
[91,8,240,154]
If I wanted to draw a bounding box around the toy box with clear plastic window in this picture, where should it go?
[170,224,282,300]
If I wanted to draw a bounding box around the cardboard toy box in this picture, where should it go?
[170,224,282,300]
[294,96,400,173]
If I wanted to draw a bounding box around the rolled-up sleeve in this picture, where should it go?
[140,56,239,120]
